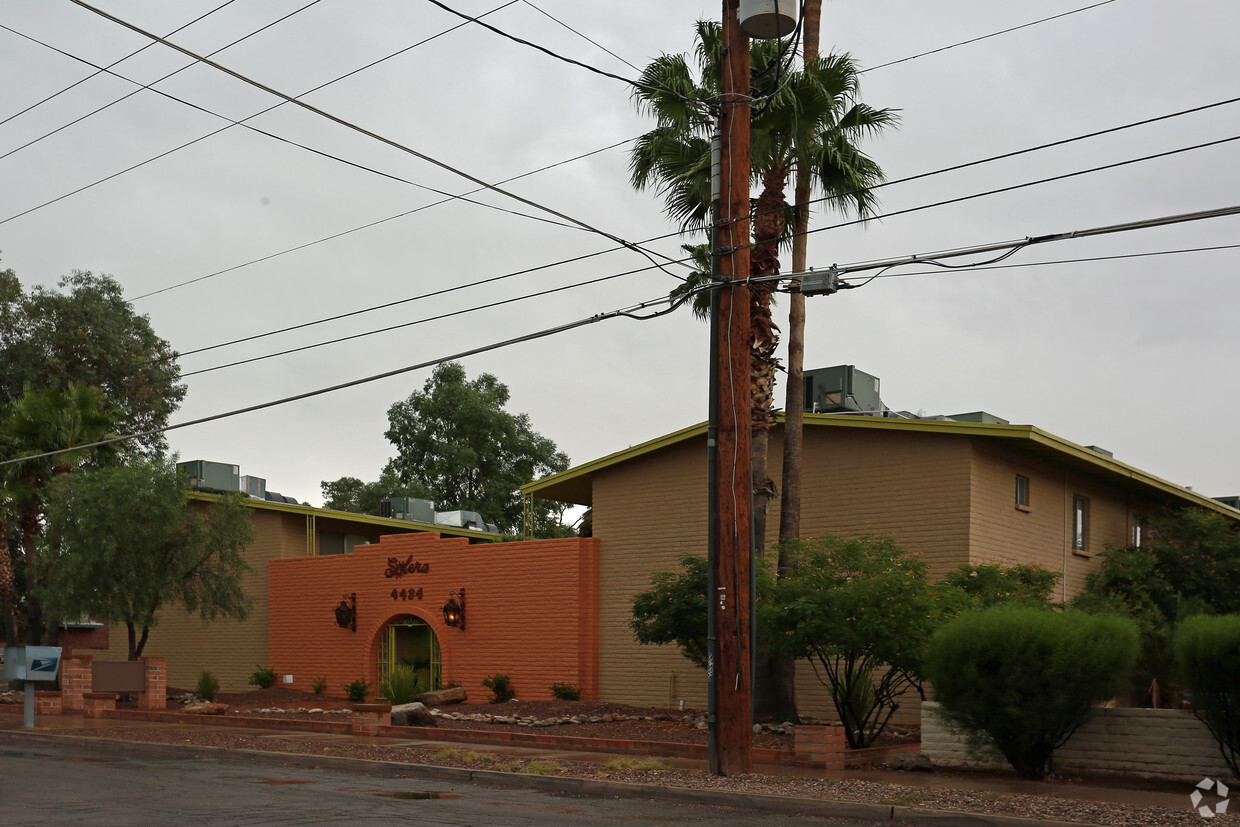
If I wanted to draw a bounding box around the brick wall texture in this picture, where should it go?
[921,702,1234,782]
[591,422,1170,721]
[267,532,600,703]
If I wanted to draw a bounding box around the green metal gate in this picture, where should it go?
[376,616,441,691]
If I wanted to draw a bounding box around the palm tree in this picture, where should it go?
[630,20,896,719]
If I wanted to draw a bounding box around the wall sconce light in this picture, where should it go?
[335,593,356,632]
[442,588,465,630]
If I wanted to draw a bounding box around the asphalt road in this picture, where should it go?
[0,740,901,826]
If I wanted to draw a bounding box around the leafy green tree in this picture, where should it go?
[1,382,121,643]
[42,458,253,659]
[1085,508,1240,619]
[630,553,776,670]
[1075,507,1240,706]
[0,268,185,460]
[320,468,430,515]
[765,535,942,748]
[938,562,1060,610]
[380,362,570,536]
[926,606,1140,780]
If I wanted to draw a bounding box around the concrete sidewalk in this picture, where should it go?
[0,708,1207,826]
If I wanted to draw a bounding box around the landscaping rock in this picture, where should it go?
[886,752,933,772]
[183,702,229,715]
[416,686,467,706]
[390,702,436,727]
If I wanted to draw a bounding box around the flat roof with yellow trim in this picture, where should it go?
[521,414,1239,518]
[189,491,500,541]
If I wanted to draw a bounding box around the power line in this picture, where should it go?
[0,1,328,163]
[862,0,1120,73]
[66,0,687,284]
[132,137,633,300]
[0,0,239,130]
[0,289,686,468]
[518,0,640,72]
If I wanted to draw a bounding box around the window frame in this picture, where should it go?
[1072,494,1090,554]
[1015,474,1031,510]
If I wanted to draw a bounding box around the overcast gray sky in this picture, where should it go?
[3,0,1238,509]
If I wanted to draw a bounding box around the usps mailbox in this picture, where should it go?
[2,646,62,681]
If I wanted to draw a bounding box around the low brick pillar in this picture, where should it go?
[350,703,391,736]
[138,657,166,709]
[61,655,92,712]
[795,725,846,769]
[34,690,63,716]
[83,692,118,718]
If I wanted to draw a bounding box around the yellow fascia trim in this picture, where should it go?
[188,492,500,541]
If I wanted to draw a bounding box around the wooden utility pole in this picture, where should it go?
[709,0,753,777]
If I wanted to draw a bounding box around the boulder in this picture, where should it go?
[391,702,437,727]
[416,686,467,707]
[183,702,229,715]
[886,752,933,772]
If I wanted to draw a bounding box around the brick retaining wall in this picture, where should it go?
[921,701,1235,782]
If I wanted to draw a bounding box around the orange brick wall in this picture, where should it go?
[268,532,600,703]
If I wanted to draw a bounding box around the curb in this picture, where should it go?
[0,730,1100,827]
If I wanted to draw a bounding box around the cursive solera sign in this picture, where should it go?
[384,555,430,579]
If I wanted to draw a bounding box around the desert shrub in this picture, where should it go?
[196,670,219,702]
[310,676,327,695]
[549,682,581,701]
[380,665,424,705]
[248,665,276,689]
[343,679,372,702]
[938,563,1059,610]
[925,605,1138,779]
[482,673,514,703]
[1175,614,1240,778]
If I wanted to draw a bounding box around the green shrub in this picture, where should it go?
[248,665,277,689]
[1175,614,1240,778]
[343,679,372,702]
[196,670,219,702]
[379,665,424,705]
[549,682,581,701]
[925,605,1139,780]
[310,676,327,695]
[482,673,514,703]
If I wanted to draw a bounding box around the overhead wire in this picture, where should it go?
[0,0,240,129]
[0,287,690,468]
[0,0,328,163]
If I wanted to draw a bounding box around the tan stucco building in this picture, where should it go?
[522,414,1239,720]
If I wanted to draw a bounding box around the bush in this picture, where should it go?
[482,673,514,704]
[248,665,276,689]
[343,679,372,702]
[380,665,424,705]
[550,682,581,701]
[766,534,943,748]
[310,676,327,695]
[925,605,1139,779]
[196,670,219,702]
[1175,614,1240,778]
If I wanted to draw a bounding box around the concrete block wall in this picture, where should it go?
[922,702,1236,782]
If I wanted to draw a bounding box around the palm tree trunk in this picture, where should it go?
[0,518,17,644]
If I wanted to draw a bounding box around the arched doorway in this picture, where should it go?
[377,615,441,692]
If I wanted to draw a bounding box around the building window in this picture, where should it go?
[1132,514,1146,548]
[1073,495,1090,553]
[1015,475,1030,509]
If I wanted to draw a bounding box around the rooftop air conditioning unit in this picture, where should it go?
[241,475,266,499]
[435,510,495,532]
[380,497,435,523]
[803,365,882,415]
[177,460,240,494]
